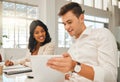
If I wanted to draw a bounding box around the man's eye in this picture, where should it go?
[62,23,66,26]
[68,22,72,24]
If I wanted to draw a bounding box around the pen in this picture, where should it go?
[9,56,13,61]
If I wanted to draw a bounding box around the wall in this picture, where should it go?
[111,6,120,43]
[0,1,2,47]
[1,48,27,61]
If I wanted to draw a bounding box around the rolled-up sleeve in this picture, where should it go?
[93,29,118,82]
[12,49,30,65]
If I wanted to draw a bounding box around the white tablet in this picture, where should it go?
[31,55,64,82]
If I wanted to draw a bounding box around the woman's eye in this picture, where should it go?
[35,32,39,34]
[41,30,45,32]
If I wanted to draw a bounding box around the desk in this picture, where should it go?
[0,72,35,82]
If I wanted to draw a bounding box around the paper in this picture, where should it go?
[3,65,25,70]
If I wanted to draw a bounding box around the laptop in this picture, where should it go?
[31,55,65,82]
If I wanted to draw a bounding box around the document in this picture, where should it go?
[3,65,32,75]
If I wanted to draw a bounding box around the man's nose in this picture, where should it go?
[65,24,70,30]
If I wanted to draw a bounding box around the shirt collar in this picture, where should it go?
[82,27,92,35]
[76,27,92,40]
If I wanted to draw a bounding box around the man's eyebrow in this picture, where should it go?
[66,20,71,22]
[61,19,71,25]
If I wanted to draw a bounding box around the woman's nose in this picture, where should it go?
[39,32,43,36]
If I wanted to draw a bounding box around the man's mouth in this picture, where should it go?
[68,29,73,33]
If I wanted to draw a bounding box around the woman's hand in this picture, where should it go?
[5,60,14,66]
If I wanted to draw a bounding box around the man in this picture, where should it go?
[47,2,118,82]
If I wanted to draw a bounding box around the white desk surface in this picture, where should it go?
[0,72,35,82]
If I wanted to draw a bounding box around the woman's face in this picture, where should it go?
[33,26,46,43]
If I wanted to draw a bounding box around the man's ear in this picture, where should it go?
[79,14,84,22]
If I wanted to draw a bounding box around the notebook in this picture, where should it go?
[3,65,32,75]
[31,55,65,82]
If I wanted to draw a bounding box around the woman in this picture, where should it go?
[5,20,55,66]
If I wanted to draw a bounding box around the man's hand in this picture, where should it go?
[47,53,76,73]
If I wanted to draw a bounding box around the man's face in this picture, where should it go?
[62,11,85,38]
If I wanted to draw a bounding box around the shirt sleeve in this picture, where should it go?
[12,49,31,65]
[42,42,55,55]
[93,28,118,82]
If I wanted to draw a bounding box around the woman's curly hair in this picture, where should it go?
[28,20,51,53]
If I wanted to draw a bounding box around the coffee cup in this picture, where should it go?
[0,63,3,75]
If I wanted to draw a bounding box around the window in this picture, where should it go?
[84,0,93,7]
[112,0,117,6]
[71,0,113,11]
[2,1,38,48]
[85,15,109,28]
[58,15,109,48]
[72,0,83,4]
[58,18,72,48]
[95,0,102,9]
[103,0,109,10]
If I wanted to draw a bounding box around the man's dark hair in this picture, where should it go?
[58,2,84,18]
[28,20,51,53]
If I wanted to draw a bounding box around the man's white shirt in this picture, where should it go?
[68,27,118,82]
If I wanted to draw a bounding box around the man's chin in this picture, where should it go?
[69,34,74,37]
[69,33,73,36]
[72,36,76,39]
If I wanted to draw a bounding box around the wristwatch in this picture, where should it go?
[73,61,81,73]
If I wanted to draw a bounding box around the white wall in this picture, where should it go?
[0,48,27,61]
[0,1,2,47]
[0,49,5,61]
[110,6,120,43]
